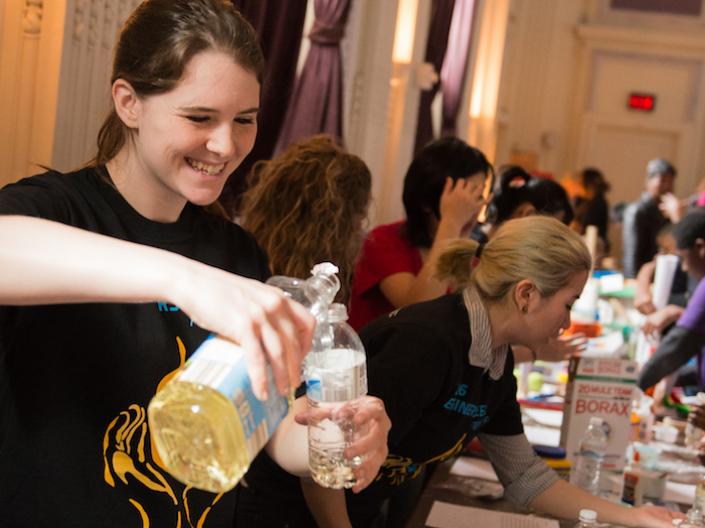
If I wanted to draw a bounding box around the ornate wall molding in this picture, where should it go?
[22,0,43,36]
[73,0,88,41]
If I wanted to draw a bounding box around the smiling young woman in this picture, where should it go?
[0,1,390,526]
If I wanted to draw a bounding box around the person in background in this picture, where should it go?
[526,174,575,226]
[239,134,371,304]
[476,165,584,363]
[475,165,534,241]
[573,167,611,254]
[236,216,682,528]
[0,2,388,526]
[348,137,492,331]
[235,134,391,527]
[638,210,705,393]
[622,158,677,278]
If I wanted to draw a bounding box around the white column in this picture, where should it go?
[0,0,138,187]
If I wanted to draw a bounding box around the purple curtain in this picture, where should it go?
[222,0,308,213]
[274,0,352,153]
[440,0,476,137]
[414,0,455,154]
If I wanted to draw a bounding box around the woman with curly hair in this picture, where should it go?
[239,134,372,304]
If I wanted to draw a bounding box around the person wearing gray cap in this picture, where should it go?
[621,158,676,278]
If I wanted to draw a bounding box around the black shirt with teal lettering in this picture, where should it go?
[344,293,523,523]
[235,293,523,527]
[0,168,269,527]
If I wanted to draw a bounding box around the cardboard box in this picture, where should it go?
[560,356,638,471]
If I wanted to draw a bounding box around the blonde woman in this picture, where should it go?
[239,216,684,527]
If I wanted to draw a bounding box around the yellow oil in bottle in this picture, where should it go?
[148,336,290,493]
[148,380,250,493]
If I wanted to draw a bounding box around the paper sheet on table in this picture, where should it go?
[449,457,499,481]
[426,501,560,528]
[663,480,695,504]
[523,425,561,447]
[652,254,679,310]
[523,408,563,428]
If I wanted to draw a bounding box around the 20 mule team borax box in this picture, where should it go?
[560,356,638,471]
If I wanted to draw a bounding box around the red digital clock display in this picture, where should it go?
[627,93,656,112]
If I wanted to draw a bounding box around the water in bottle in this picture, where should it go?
[573,509,597,527]
[306,303,368,489]
[569,416,608,494]
[681,507,705,528]
[148,263,342,492]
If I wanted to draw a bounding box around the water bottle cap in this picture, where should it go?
[311,262,339,276]
[578,509,597,522]
[589,416,603,427]
[328,303,348,322]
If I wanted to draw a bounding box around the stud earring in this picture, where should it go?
[521,305,528,313]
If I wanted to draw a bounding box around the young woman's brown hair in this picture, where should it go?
[94,0,264,166]
[239,135,371,303]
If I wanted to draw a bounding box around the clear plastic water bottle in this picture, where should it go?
[305,303,368,489]
[147,264,341,493]
[681,507,705,528]
[569,417,608,494]
[573,509,597,527]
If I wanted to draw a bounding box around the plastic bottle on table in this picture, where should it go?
[569,416,608,494]
[573,509,597,527]
[147,263,341,493]
[305,302,368,489]
[695,473,705,513]
[681,507,705,528]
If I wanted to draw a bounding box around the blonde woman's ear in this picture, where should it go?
[513,279,536,313]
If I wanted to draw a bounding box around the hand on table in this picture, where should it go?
[641,305,684,339]
[537,334,587,362]
[295,395,391,493]
[632,504,685,528]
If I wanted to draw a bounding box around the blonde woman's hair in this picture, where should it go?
[239,135,371,304]
[436,216,591,301]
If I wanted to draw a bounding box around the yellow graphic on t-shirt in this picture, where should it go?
[103,336,223,527]
[377,433,467,485]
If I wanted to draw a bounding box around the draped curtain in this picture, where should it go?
[413,0,455,153]
[414,0,477,152]
[440,0,476,137]
[274,0,352,153]
[222,0,308,213]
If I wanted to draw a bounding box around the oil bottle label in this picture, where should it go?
[179,336,289,459]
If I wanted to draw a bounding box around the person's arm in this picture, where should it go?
[0,215,314,398]
[634,259,657,314]
[529,479,681,527]
[379,178,485,308]
[642,304,685,337]
[480,433,680,527]
[300,480,352,528]
[622,205,641,279]
[637,325,704,391]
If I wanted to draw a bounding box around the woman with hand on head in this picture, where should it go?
[348,137,492,331]
[0,2,388,526]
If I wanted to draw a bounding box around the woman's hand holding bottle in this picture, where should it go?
[295,395,391,493]
[171,257,315,400]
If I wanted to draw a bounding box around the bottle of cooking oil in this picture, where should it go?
[305,303,368,489]
[148,263,341,493]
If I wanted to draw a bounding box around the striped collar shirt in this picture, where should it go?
[462,286,508,380]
